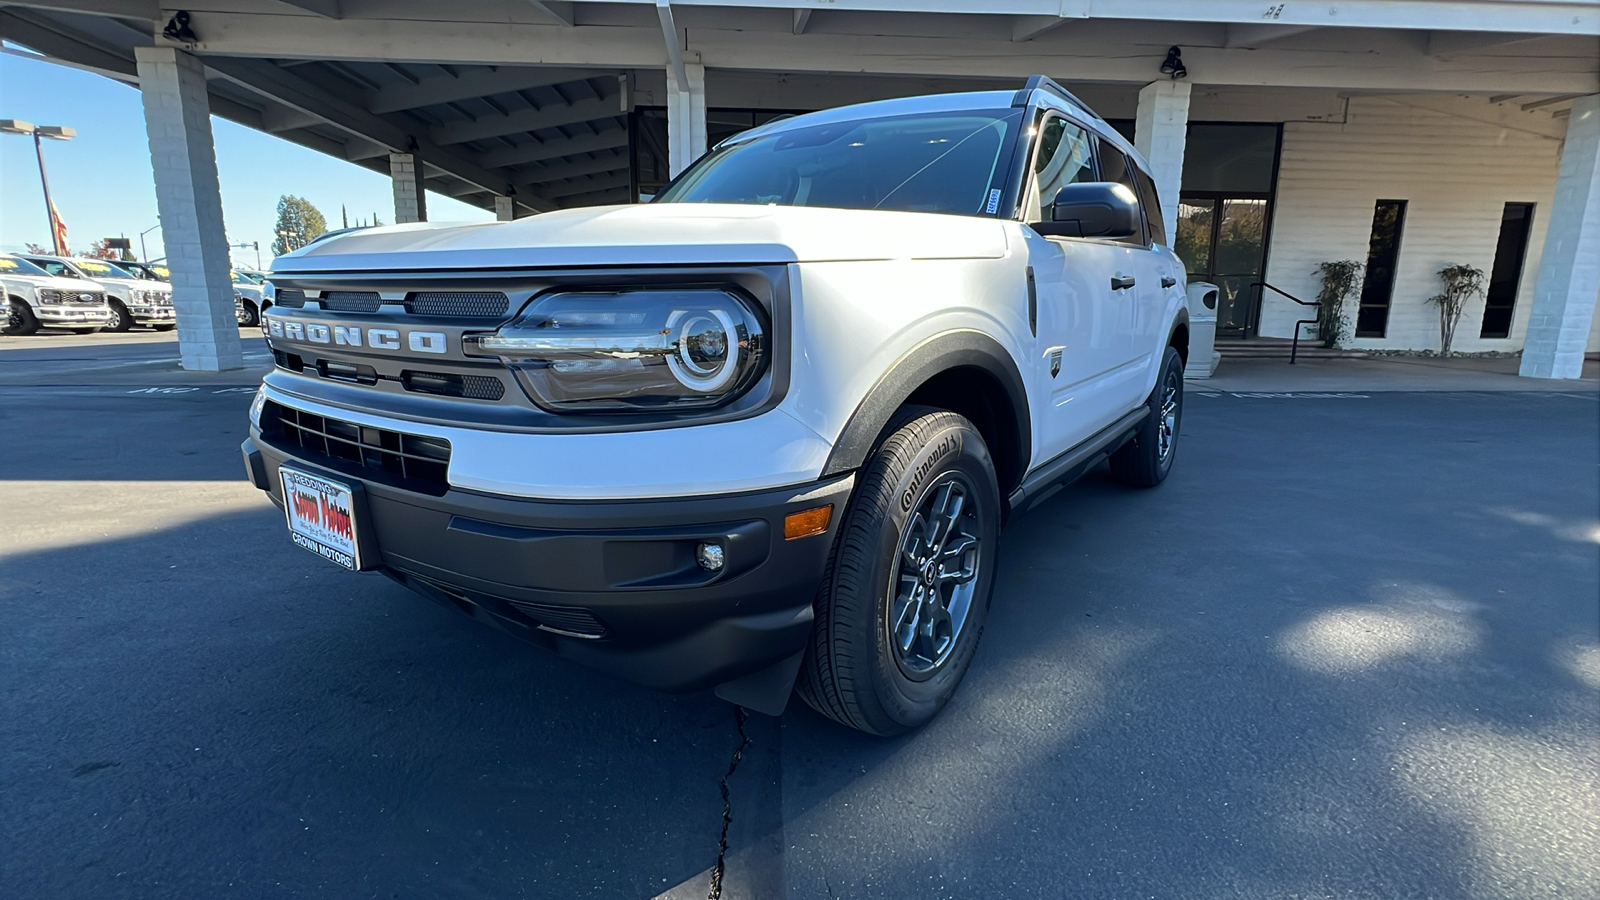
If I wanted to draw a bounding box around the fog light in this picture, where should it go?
[784,505,833,540]
[696,542,725,572]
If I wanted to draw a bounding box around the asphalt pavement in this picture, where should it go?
[2,333,1596,899]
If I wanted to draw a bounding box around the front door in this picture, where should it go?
[1174,195,1269,336]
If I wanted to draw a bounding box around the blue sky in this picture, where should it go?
[1,48,492,267]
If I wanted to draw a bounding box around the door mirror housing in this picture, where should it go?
[1030,182,1142,240]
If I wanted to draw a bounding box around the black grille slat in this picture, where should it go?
[273,289,306,308]
[406,291,509,318]
[264,401,450,494]
[504,600,608,637]
[320,291,383,313]
[401,370,506,401]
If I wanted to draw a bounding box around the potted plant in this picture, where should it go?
[1428,264,1485,356]
[1313,260,1362,349]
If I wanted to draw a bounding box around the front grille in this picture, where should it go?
[401,370,506,401]
[38,289,105,305]
[321,291,383,313]
[504,599,608,638]
[274,289,307,308]
[263,401,451,494]
[406,291,509,318]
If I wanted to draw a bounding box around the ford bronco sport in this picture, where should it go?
[242,77,1190,735]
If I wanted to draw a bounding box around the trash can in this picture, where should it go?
[1185,281,1220,378]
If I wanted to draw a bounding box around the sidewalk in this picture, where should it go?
[1189,354,1600,394]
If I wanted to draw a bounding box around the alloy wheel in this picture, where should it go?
[1157,369,1180,463]
[887,476,984,678]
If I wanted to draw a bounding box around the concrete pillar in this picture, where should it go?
[1520,94,1600,380]
[389,152,427,224]
[134,47,243,372]
[494,196,516,221]
[1133,80,1192,245]
[666,62,707,178]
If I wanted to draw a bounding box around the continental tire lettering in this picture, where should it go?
[900,433,959,512]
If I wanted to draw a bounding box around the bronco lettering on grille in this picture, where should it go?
[265,316,445,354]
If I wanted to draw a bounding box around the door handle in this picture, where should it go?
[1161,276,1177,289]
[1111,276,1136,291]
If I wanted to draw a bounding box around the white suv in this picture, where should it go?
[242,77,1190,735]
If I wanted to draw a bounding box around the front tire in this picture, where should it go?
[237,300,260,328]
[797,408,1000,736]
[1109,345,1184,488]
[5,299,40,336]
[101,300,133,332]
[151,323,176,332]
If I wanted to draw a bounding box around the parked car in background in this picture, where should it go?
[19,254,175,332]
[233,270,270,327]
[1,254,112,335]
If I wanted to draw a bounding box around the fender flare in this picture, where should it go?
[820,329,1032,482]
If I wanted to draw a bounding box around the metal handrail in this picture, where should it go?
[1251,281,1322,365]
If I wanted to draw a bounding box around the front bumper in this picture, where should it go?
[35,305,109,325]
[129,305,175,323]
[242,432,852,698]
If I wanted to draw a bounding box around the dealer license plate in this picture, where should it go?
[280,466,361,570]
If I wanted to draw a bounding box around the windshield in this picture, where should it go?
[25,258,81,278]
[0,256,52,277]
[656,109,1024,217]
[110,261,161,280]
[72,259,123,278]
[235,271,264,284]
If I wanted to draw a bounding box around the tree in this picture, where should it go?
[23,243,50,255]
[1313,260,1363,349]
[83,238,122,260]
[271,195,327,256]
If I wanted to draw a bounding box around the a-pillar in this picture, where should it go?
[389,152,427,224]
[134,47,243,372]
[1133,80,1192,245]
[666,62,706,178]
[1520,94,1600,379]
[495,196,516,221]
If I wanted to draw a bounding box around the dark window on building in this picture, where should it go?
[1094,139,1146,245]
[1479,202,1535,339]
[1356,200,1407,338]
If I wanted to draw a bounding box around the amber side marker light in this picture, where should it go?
[784,505,833,540]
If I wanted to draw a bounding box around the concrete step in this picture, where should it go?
[1214,339,1371,360]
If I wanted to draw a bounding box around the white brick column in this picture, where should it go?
[134,47,244,372]
[1520,94,1600,380]
[389,152,427,224]
[494,196,516,221]
[666,62,706,178]
[1133,80,1192,245]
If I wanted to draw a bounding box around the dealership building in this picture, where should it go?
[3,0,1596,376]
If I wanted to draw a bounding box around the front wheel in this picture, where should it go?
[1109,345,1184,488]
[101,300,133,333]
[5,299,40,336]
[237,300,260,328]
[797,408,1000,736]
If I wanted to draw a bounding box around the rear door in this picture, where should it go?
[1020,113,1132,461]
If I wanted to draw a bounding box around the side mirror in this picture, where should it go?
[1030,182,1141,240]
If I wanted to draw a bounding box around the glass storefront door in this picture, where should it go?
[1175,195,1270,335]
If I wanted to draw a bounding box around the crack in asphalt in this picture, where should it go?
[707,706,752,900]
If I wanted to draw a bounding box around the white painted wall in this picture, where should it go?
[1260,96,1599,354]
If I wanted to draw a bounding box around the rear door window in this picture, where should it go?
[1094,140,1147,245]
[1131,167,1167,246]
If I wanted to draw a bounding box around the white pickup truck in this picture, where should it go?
[243,77,1189,735]
[1,254,112,335]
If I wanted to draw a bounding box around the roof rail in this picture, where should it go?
[1011,75,1105,122]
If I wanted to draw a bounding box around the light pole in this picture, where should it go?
[0,120,76,255]
[138,222,161,262]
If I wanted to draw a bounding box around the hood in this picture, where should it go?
[271,204,1010,273]
[0,273,105,294]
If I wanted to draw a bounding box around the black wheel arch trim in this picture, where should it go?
[820,329,1032,488]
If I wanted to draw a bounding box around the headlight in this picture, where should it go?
[37,289,61,305]
[131,289,147,302]
[472,288,767,413]
[249,385,267,427]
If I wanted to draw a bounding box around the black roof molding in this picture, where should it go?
[1011,74,1104,123]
